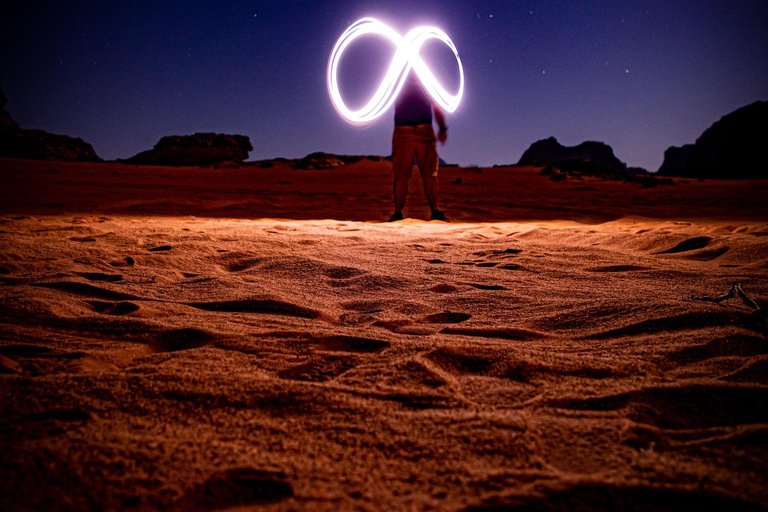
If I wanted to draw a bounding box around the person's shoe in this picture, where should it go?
[429,209,448,221]
[387,211,404,222]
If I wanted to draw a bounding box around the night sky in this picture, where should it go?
[1,1,766,171]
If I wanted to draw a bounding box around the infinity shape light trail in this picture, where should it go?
[327,17,464,125]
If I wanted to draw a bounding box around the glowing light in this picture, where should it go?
[327,17,464,125]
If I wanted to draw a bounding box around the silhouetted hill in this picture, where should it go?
[0,86,101,162]
[657,101,767,179]
[122,133,252,166]
[518,137,628,175]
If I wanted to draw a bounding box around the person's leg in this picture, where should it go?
[414,125,440,213]
[391,126,415,214]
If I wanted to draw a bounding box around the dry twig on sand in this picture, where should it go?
[692,283,766,329]
[692,283,760,311]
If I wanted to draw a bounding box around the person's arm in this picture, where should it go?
[434,105,447,144]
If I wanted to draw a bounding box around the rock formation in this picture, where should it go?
[0,86,101,162]
[292,153,386,170]
[123,133,252,166]
[657,145,695,177]
[657,101,767,179]
[0,88,20,131]
[517,137,627,175]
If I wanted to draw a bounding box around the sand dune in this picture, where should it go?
[0,157,767,510]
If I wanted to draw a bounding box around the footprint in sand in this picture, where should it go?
[497,263,524,271]
[472,248,522,257]
[278,355,359,382]
[315,335,390,353]
[149,328,214,352]
[87,301,139,316]
[424,312,472,324]
[218,252,263,272]
[181,468,292,510]
[373,312,471,335]
[430,284,458,294]
[322,265,366,279]
[108,257,135,267]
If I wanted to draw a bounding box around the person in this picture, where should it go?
[387,72,448,222]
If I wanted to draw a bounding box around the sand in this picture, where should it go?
[0,156,767,511]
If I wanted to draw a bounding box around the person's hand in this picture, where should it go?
[438,127,447,145]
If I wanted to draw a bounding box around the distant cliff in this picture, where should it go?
[0,86,101,162]
[122,133,253,166]
[657,101,767,179]
[518,137,628,175]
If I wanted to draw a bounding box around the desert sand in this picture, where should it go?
[1,156,767,511]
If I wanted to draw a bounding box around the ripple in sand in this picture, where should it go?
[30,281,140,301]
[315,335,390,353]
[440,327,544,341]
[547,384,768,430]
[664,334,768,368]
[87,301,140,316]
[587,265,649,272]
[462,482,768,512]
[585,311,740,339]
[187,299,320,319]
[655,236,713,254]
[74,272,123,282]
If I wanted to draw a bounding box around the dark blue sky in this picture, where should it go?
[2,1,766,171]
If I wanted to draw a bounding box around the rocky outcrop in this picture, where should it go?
[0,86,101,162]
[123,133,252,166]
[0,88,20,130]
[656,144,694,177]
[292,153,386,170]
[518,137,627,175]
[657,101,767,179]
[293,152,348,170]
[0,129,102,162]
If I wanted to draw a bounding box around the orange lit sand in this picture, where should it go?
[1,157,767,510]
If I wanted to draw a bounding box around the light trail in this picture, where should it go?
[327,17,464,125]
